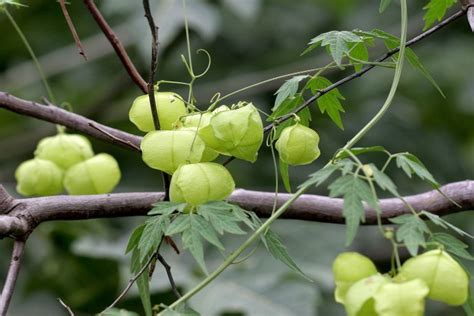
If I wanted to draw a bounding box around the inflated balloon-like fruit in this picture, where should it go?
[373,279,429,316]
[344,274,389,316]
[129,92,188,132]
[180,127,218,162]
[198,102,263,162]
[275,123,320,165]
[170,162,235,206]
[15,158,64,196]
[63,153,121,195]
[399,249,468,305]
[182,112,212,129]
[35,134,94,169]
[141,129,206,174]
[333,252,378,303]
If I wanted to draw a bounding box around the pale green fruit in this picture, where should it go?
[344,274,389,316]
[15,159,64,196]
[198,102,263,162]
[35,134,94,169]
[179,127,219,162]
[63,153,121,195]
[141,129,206,174]
[333,252,378,303]
[182,112,212,129]
[373,279,429,316]
[170,162,235,206]
[399,249,469,305]
[129,92,188,132]
[275,123,320,165]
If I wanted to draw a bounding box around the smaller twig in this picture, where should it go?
[57,298,75,316]
[157,253,181,298]
[101,248,158,313]
[89,122,141,151]
[164,236,180,254]
[59,0,87,61]
[0,239,26,316]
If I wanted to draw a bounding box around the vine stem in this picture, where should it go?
[163,1,408,312]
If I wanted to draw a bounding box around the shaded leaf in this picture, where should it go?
[429,232,474,260]
[192,214,225,250]
[390,214,429,256]
[396,153,439,186]
[182,227,207,274]
[335,146,386,160]
[304,31,363,65]
[279,158,292,193]
[379,0,392,13]
[126,224,144,254]
[166,215,191,235]
[348,42,369,72]
[149,202,186,215]
[307,76,345,129]
[372,166,398,196]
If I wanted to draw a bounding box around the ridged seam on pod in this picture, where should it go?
[170,162,235,207]
[178,127,219,162]
[129,92,188,132]
[141,129,206,174]
[399,249,469,305]
[332,252,378,303]
[34,134,94,170]
[275,123,320,166]
[198,102,263,162]
[15,158,64,196]
[63,153,121,195]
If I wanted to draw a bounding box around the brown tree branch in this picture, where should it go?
[59,0,87,61]
[0,181,472,238]
[83,0,148,93]
[0,239,26,316]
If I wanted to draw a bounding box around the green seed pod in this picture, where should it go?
[141,129,206,174]
[182,112,212,129]
[170,162,235,206]
[179,127,219,162]
[344,274,389,316]
[275,123,320,165]
[63,153,121,195]
[129,92,188,132]
[35,134,94,170]
[15,158,64,196]
[399,249,469,305]
[333,252,378,303]
[198,102,263,162]
[373,279,429,316]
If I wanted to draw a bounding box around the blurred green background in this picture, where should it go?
[0,0,473,315]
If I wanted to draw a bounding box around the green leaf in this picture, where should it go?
[423,0,457,30]
[335,146,386,160]
[307,76,345,129]
[131,248,152,316]
[395,153,439,186]
[197,204,246,235]
[191,214,225,250]
[262,229,310,280]
[348,42,369,72]
[421,211,474,239]
[148,202,186,215]
[279,158,292,193]
[159,305,200,316]
[126,224,145,254]
[269,94,303,121]
[137,216,166,263]
[304,31,363,66]
[429,232,474,260]
[390,214,429,256]
[165,215,191,235]
[372,166,398,196]
[273,75,308,111]
[100,308,140,316]
[343,190,365,246]
[182,227,207,274]
[379,0,392,13]
[301,164,338,188]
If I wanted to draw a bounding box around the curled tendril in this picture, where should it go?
[209,92,221,105]
[193,49,212,79]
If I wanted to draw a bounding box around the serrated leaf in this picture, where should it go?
[396,153,439,186]
[348,42,369,72]
[192,214,225,250]
[273,75,308,111]
[423,0,457,30]
[372,166,399,196]
[149,202,186,215]
[390,214,429,256]
[197,205,246,235]
[335,146,386,160]
[131,248,152,316]
[430,232,474,260]
[166,215,191,235]
[126,224,145,254]
[379,0,392,13]
[159,305,200,316]
[304,31,363,65]
[182,228,207,274]
[301,164,338,188]
[269,94,304,121]
[137,216,166,263]
[421,211,474,239]
[343,190,365,246]
[307,76,345,129]
[262,229,310,280]
[279,158,292,193]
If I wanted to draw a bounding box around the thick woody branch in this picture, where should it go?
[0,181,472,238]
[0,240,26,316]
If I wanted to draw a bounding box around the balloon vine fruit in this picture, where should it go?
[129,92,188,132]
[198,102,263,162]
[170,162,235,207]
[63,153,121,195]
[343,274,389,316]
[180,127,219,162]
[15,158,64,196]
[140,129,206,174]
[275,123,320,165]
[332,252,378,303]
[34,134,94,169]
[398,249,468,305]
